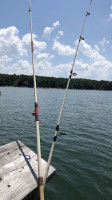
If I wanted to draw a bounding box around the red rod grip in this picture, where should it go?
[35,107,38,116]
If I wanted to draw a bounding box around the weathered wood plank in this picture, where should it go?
[0,141,24,156]
[0,141,56,200]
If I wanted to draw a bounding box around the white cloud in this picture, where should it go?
[22,33,35,49]
[34,40,112,81]
[43,27,53,38]
[43,21,60,38]
[94,45,100,51]
[0,26,47,75]
[0,26,18,37]
[54,31,64,41]
[0,26,47,61]
[53,21,60,27]
[0,55,13,74]
[108,6,112,20]
[0,26,27,57]
[53,40,75,56]
[75,59,89,71]
[37,53,49,60]
[0,25,112,81]
[74,60,112,81]
[34,41,47,52]
[35,60,71,77]
[49,55,55,59]
[55,36,60,40]
[58,31,63,36]
[79,40,106,62]
[0,55,12,63]
[36,53,54,62]
[99,37,109,46]
[76,41,112,80]
[7,59,31,75]
[22,33,47,52]
[109,13,112,19]
[0,56,31,75]
[17,60,30,69]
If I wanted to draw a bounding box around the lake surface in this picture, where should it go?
[0,87,112,200]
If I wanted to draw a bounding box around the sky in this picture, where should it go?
[0,0,112,81]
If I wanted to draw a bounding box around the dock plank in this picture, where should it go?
[0,140,56,200]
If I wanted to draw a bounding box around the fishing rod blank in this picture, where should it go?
[29,0,44,199]
[43,0,93,186]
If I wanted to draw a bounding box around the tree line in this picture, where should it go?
[0,73,112,90]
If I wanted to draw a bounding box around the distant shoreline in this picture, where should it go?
[0,73,112,91]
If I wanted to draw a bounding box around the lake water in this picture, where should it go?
[0,87,112,200]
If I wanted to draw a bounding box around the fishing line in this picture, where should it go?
[43,0,93,186]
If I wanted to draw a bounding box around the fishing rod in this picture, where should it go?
[43,0,93,186]
[29,1,44,199]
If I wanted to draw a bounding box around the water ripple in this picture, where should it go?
[0,87,112,200]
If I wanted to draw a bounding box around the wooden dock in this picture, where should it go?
[0,140,56,200]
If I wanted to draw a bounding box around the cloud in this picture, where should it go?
[53,21,60,27]
[49,55,55,59]
[0,56,31,75]
[94,45,100,51]
[43,21,60,38]
[36,53,54,60]
[43,27,53,38]
[53,40,75,56]
[98,37,109,46]
[109,13,112,19]
[35,60,71,77]
[0,55,13,74]
[75,40,112,80]
[0,26,27,57]
[79,40,106,62]
[108,5,112,20]
[75,59,89,71]
[17,60,30,69]
[22,33,47,52]
[37,53,49,60]
[58,31,63,36]
[0,55,12,63]
[74,59,112,81]
[55,30,64,40]
[0,25,112,81]
[1,42,112,81]
[0,26,47,60]
[0,26,47,75]
[3,59,32,75]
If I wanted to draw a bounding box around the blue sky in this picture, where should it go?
[0,0,112,81]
